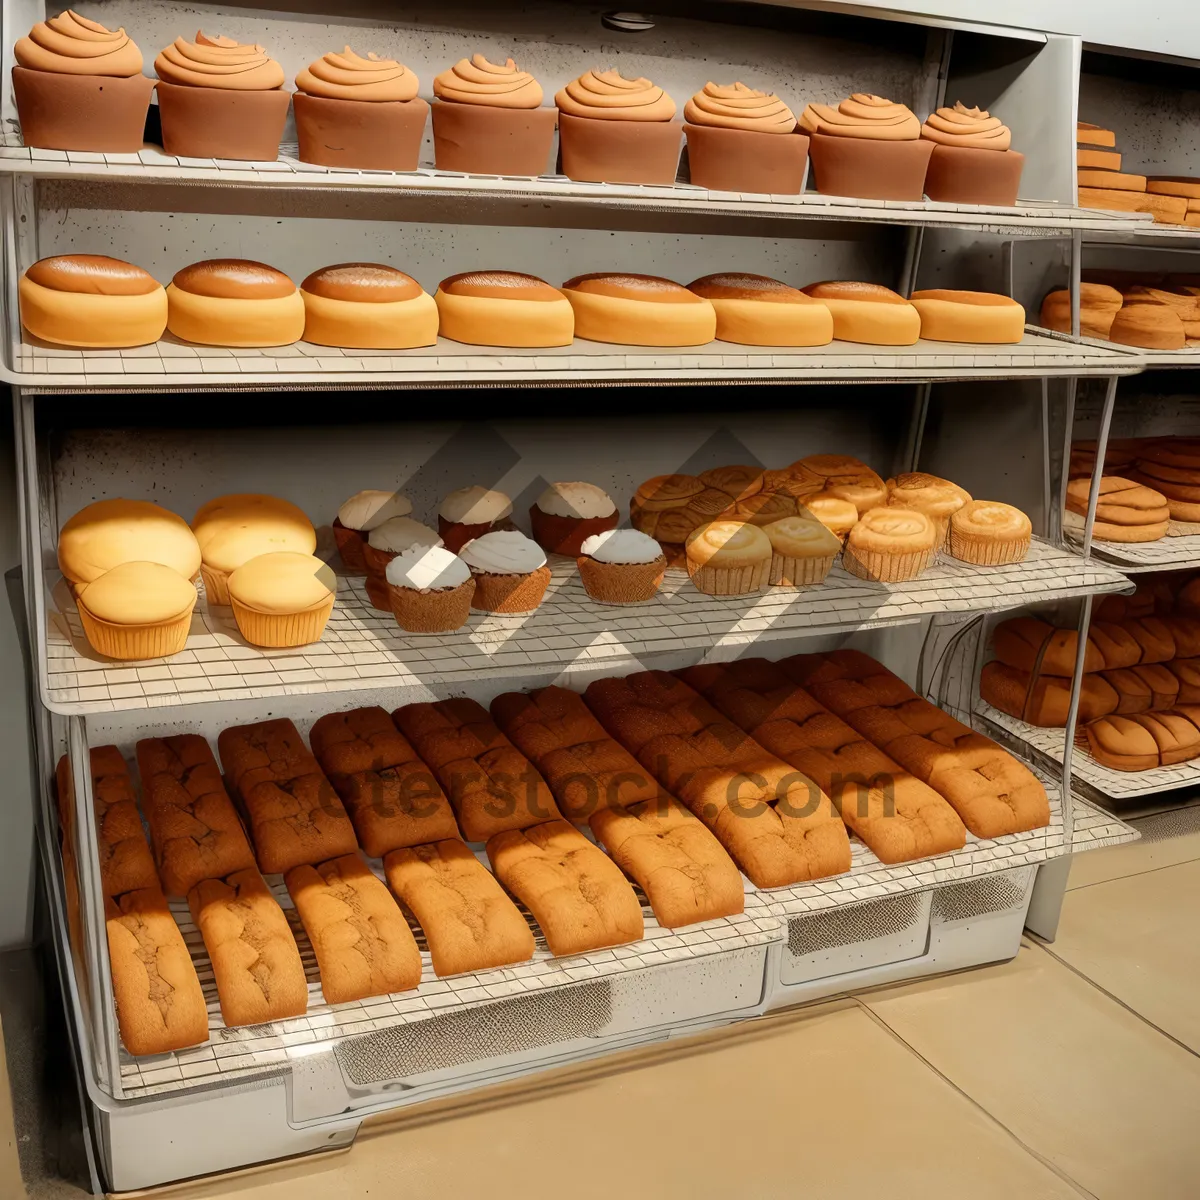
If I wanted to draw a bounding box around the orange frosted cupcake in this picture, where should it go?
[921,102,1024,206]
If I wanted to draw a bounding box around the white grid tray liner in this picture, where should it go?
[1071,796,1141,852]
[1068,526,1200,573]
[43,541,1133,715]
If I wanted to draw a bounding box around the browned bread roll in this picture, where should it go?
[90,745,160,898]
[135,735,256,896]
[286,853,421,1003]
[300,263,423,303]
[980,660,1119,727]
[1039,283,1122,339]
[992,616,1103,677]
[188,869,308,1027]
[1166,658,1200,702]
[392,698,561,841]
[1108,303,1186,350]
[1082,710,1200,771]
[1121,616,1176,664]
[171,259,296,299]
[486,819,644,956]
[439,270,563,300]
[789,454,887,514]
[384,839,534,977]
[1066,476,1170,527]
[26,254,160,294]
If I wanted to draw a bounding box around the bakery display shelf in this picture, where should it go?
[1066,527,1200,573]
[1071,795,1141,853]
[40,541,1132,716]
[978,701,1200,802]
[0,141,1154,238]
[7,328,1139,391]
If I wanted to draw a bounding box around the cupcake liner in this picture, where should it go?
[769,552,836,588]
[333,518,369,574]
[78,604,192,661]
[200,563,232,606]
[387,578,475,632]
[949,528,1032,566]
[364,574,392,612]
[361,542,398,576]
[470,565,552,613]
[231,596,335,648]
[577,556,665,605]
[686,558,769,597]
[530,506,619,556]
[842,544,936,583]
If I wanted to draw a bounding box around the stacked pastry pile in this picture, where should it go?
[1041,272,1200,351]
[1076,121,1200,227]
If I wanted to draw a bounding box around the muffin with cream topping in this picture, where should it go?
[683,81,807,194]
[294,48,426,170]
[332,489,413,573]
[460,531,551,613]
[432,55,555,176]
[576,529,665,605]
[362,516,442,610]
[438,486,514,552]
[920,102,1024,206]
[529,482,618,555]
[385,545,475,632]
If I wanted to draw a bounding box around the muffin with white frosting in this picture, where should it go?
[385,545,475,632]
[529,481,619,556]
[460,530,551,613]
[438,486,514,553]
[577,528,666,605]
[362,516,442,610]
[332,489,412,573]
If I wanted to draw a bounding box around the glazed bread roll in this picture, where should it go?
[886,472,971,540]
[908,289,1025,344]
[685,520,772,595]
[791,454,887,514]
[1108,302,1187,350]
[949,500,1032,565]
[20,255,167,348]
[764,514,842,586]
[1065,476,1170,542]
[562,273,716,346]
[802,281,921,345]
[844,508,938,582]
[300,263,437,349]
[435,271,573,347]
[1083,710,1200,771]
[166,260,305,347]
[800,492,859,538]
[1039,283,1123,339]
[687,273,833,346]
[58,498,200,587]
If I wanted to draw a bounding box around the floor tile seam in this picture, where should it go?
[850,995,1100,1200]
[1067,855,1200,894]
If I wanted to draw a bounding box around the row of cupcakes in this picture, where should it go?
[18,255,1027,351]
[16,14,1022,202]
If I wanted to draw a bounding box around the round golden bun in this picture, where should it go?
[803,281,907,303]
[434,271,573,347]
[439,271,563,301]
[791,454,887,514]
[886,472,971,519]
[633,474,704,508]
[166,261,304,347]
[949,500,1032,566]
[690,273,834,347]
[26,255,159,295]
[698,465,764,501]
[562,273,716,346]
[563,273,704,302]
[301,263,423,303]
[763,515,841,557]
[801,492,859,537]
[300,264,437,349]
[688,273,808,302]
[78,560,197,624]
[909,289,1025,344]
[685,520,771,567]
[171,260,296,299]
[193,494,314,551]
[227,551,336,614]
[58,498,201,586]
[848,507,937,553]
[801,281,920,345]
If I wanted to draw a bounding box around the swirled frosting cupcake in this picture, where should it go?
[459,531,552,613]
[683,81,807,194]
[154,33,290,161]
[555,69,682,185]
[920,101,1025,206]
[13,11,154,152]
[798,93,932,200]
[293,46,428,170]
[430,54,555,175]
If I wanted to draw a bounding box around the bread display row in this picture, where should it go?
[18,255,1028,353]
[1041,275,1200,351]
[59,650,1048,1055]
[1076,121,1200,227]
[16,14,1025,204]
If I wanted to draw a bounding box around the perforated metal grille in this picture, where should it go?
[788,893,924,957]
[334,983,611,1085]
[932,875,1027,923]
[1133,804,1200,844]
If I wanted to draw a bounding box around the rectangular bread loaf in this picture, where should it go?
[1082,709,1200,770]
[217,718,320,794]
[586,671,851,887]
[90,746,160,898]
[590,797,744,928]
[1077,148,1121,171]
[1165,658,1200,702]
[309,707,460,856]
[135,735,256,896]
[486,820,643,956]
[285,854,421,1003]
[393,699,561,842]
[1078,187,1188,223]
[491,686,661,821]
[106,885,208,1056]
[384,839,534,976]
[980,660,1119,727]
[188,869,308,1027]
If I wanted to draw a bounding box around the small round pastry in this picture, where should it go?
[555,68,681,185]
[58,499,201,588]
[800,493,859,541]
[791,455,887,514]
[300,264,437,349]
[732,490,799,525]
[459,531,551,613]
[166,260,305,348]
[434,271,574,347]
[1039,283,1123,340]
[920,102,1024,206]
[363,516,443,576]
[529,482,618,555]
[698,465,764,502]
[76,561,197,661]
[908,290,1026,345]
[763,515,842,587]
[227,551,336,648]
[385,545,475,633]
[843,509,938,583]
[629,474,706,563]
[949,501,1033,566]
[801,282,921,345]
[576,529,666,605]
[886,472,972,545]
[687,274,833,347]
[332,490,413,573]
[438,486,514,553]
[562,274,716,346]
[293,48,426,171]
[684,521,771,596]
[431,54,556,176]
[20,255,167,348]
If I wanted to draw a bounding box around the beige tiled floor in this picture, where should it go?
[3,817,1198,1200]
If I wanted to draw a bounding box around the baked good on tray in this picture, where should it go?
[293,48,426,171]
[155,32,290,161]
[687,273,833,346]
[166,260,305,348]
[842,508,938,583]
[886,472,971,544]
[529,481,618,555]
[789,455,887,513]
[300,263,438,349]
[980,660,1120,727]
[332,489,412,573]
[13,11,153,152]
[801,282,921,345]
[908,289,1025,344]
[434,271,574,347]
[459,530,551,613]
[1081,709,1200,771]
[763,514,841,587]
[561,273,716,346]
[1039,283,1123,339]
[1064,476,1169,542]
[75,561,197,661]
[487,819,644,955]
[385,546,476,633]
[89,745,160,899]
[1130,441,1200,522]
[949,500,1032,565]
[431,54,555,176]
[437,486,513,553]
[226,551,336,648]
[685,520,771,595]
[576,529,666,605]
[384,839,535,976]
[683,82,807,195]
[920,103,1024,206]
[19,255,167,348]
[58,498,200,588]
[1108,302,1186,350]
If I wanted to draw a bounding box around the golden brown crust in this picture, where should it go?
[803,281,907,304]
[909,288,1022,308]
[90,745,160,899]
[300,263,423,303]
[26,255,159,296]
[439,270,561,301]
[562,273,701,303]
[171,259,296,300]
[688,273,809,303]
